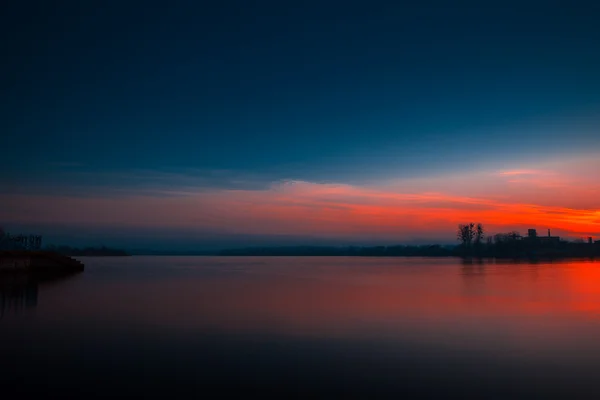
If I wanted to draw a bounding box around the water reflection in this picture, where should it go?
[23,256,600,339]
[0,276,38,318]
[2,257,600,398]
[0,273,78,319]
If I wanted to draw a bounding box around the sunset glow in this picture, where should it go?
[3,154,599,244]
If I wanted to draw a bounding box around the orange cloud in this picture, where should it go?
[2,182,598,241]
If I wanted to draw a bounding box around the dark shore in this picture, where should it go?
[0,251,85,275]
[216,243,599,259]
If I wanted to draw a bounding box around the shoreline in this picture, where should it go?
[0,251,85,275]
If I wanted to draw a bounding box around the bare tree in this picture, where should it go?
[457,223,476,248]
[475,223,485,246]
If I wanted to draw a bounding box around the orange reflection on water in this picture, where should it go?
[35,258,600,344]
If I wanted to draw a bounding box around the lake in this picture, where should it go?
[2,256,600,398]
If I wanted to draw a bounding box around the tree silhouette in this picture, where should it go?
[475,223,485,247]
[457,223,476,248]
[494,231,520,243]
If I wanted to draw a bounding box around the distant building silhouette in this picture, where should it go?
[523,228,560,247]
[538,229,560,246]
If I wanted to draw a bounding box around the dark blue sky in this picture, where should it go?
[2,0,599,192]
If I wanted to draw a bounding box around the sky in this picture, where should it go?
[1,0,599,249]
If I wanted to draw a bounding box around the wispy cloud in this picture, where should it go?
[2,180,599,241]
[498,169,546,176]
[1,168,280,197]
[4,153,599,242]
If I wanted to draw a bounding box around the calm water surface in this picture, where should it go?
[2,256,600,398]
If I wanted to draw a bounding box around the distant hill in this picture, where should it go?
[217,242,599,258]
[218,245,455,257]
[49,240,597,259]
[127,249,218,256]
[45,245,129,256]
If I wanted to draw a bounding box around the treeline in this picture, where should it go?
[45,245,129,256]
[218,242,598,258]
[456,223,598,258]
[456,240,598,258]
[218,224,599,259]
[219,245,455,257]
